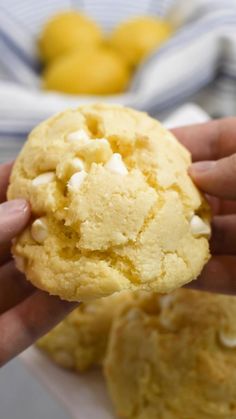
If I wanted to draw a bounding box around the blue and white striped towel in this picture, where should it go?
[1,0,236,162]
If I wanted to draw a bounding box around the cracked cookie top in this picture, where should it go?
[8,104,211,301]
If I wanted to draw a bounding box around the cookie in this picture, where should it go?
[39,11,102,63]
[105,289,236,419]
[37,291,135,371]
[110,17,172,67]
[8,104,210,301]
[43,48,130,95]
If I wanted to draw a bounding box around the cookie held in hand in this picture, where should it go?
[8,104,210,301]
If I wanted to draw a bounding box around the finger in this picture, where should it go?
[0,242,11,265]
[0,162,13,203]
[210,215,236,255]
[206,195,236,216]
[0,200,31,245]
[189,154,236,200]
[0,292,78,367]
[0,261,34,314]
[172,117,236,161]
[186,255,236,295]
[218,200,236,215]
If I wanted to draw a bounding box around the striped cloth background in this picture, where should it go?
[1,0,236,162]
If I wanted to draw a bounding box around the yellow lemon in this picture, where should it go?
[43,48,131,95]
[39,11,102,63]
[110,16,172,67]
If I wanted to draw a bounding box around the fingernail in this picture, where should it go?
[0,199,28,215]
[189,161,216,174]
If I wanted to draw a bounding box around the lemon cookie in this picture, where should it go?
[110,16,172,67]
[43,48,130,95]
[37,290,159,371]
[39,11,102,63]
[105,289,236,419]
[8,104,210,301]
[38,291,135,371]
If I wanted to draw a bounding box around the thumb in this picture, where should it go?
[189,154,236,199]
[0,200,31,244]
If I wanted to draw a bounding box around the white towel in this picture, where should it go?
[0,0,236,162]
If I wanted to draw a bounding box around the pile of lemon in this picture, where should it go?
[39,12,172,95]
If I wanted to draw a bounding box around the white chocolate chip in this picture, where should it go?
[31,218,48,243]
[71,158,85,172]
[190,215,211,236]
[32,172,55,186]
[105,153,128,175]
[15,255,25,272]
[67,170,87,191]
[219,331,236,348]
[67,130,90,143]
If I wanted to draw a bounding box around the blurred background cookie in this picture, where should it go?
[42,48,131,95]
[110,16,172,67]
[38,11,103,64]
[37,291,134,371]
[38,11,173,95]
[105,289,236,419]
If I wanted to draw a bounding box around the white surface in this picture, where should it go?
[20,103,210,419]
[163,103,210,128]
[0,358,69,419]
[21,348,115,419]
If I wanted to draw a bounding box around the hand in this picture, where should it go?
[173,117,236,295]
[0,162,77,367]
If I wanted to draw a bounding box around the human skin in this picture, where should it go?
[173,117,236,295]
[0,161,77,367]
[1,117,236,366]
